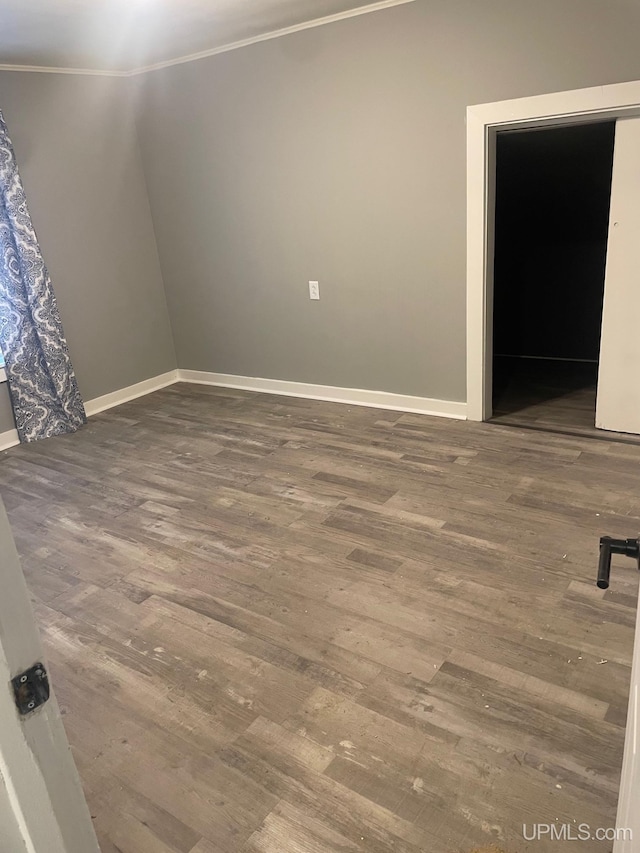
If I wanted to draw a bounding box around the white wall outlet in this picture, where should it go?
[308,280,320,300]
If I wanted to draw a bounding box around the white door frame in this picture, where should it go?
[466,79,640,422]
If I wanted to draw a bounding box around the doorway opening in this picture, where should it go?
[490,121,616,437]
[466,81,640,426]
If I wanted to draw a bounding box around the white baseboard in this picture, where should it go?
[83,370,179,417]
[178,369,467,419]
[1,370,181,452]
[0,368,465,453]
[0,428,19,451]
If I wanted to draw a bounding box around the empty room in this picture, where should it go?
[2,2,640,852]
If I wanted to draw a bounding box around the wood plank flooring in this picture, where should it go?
[491,356,640,444]
[0,383,638,853]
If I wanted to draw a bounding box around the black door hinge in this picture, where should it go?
[12,663,50,715]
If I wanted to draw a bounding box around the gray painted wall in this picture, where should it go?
[135,0,640,402]
[0,71,176,433]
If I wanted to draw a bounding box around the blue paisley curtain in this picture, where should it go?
[0,110,86,442]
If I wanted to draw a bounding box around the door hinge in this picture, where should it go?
[12,663,50,715]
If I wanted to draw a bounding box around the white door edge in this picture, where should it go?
[0,502,99,853]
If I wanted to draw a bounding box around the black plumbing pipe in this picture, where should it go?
[596,536,640,590]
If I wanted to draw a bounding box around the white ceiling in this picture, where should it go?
[0,0,406,73]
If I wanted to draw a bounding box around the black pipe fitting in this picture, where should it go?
[597,536,640,589]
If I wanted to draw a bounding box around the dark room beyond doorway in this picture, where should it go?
[491,120,615,437]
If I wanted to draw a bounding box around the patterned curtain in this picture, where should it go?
[0,110,86,442]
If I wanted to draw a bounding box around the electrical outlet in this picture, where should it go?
[309,281,320,300]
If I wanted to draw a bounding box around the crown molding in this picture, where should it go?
[128,0,416,75]
[0,63,126,77]
[0,0,415,78]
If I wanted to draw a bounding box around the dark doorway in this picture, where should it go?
[491,121,616,436]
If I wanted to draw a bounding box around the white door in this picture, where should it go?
[0,767,28,852]
[614,587,640,852]
[0,499,100,853]
[596,117,640,434]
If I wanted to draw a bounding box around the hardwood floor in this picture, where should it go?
[491,356,640,444]
[0,383,638,852]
